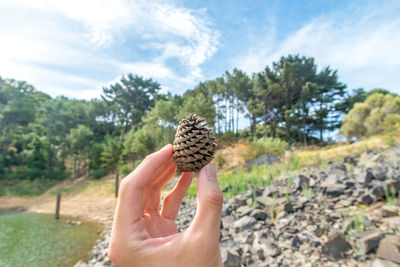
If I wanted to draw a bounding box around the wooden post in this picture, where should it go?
[115,172,119,198]
[55,193,61,219]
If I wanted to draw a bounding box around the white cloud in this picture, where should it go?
[0,0,219,98]
[234,2,400,93]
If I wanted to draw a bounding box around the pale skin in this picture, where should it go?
[108,144,224,267]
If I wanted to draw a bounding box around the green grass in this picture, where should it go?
[187,154,305,197]
[242,137,290,162]
[0,179,57,196]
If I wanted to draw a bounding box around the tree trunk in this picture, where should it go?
[251,115,256,138]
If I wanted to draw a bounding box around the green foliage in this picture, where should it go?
[340,93,400,140]
[243,137,289,162]
[88,168,107,179]
[384,185,398,206]
[217,154,226,168]
[101,136,123,172]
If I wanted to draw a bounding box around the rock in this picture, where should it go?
[283,203,294,213]
[251,209,268,221]
[233,216,258,231]
[263,186,278,197]
[294,175,310,191]
[291,235,301,249]
[232,195,247,206]
[236,206,253,217]
[371,258,399,267]
[222,248,242,267]
[255,238,281,258]
[354,168,374,185]
[222,203,233,216]
[343,155,357,165]
[256,196,273,208]
[321,233,351,261]
[358,193,374,205]
[372,166,387,181]
[357,231,385,254]
[325,184,347,197]
[244,154,279,170]
[376,235,400,264]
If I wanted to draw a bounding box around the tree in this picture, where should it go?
[340,93,400,140]
[67,125,93,177]
[101,74,161,131]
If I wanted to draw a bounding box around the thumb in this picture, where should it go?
[190,164,223,238]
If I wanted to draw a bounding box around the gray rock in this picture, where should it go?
[325,184,347,197]
[354,168,374,185]
[357,231,385,254]
[236,205,253,217]
[358,193,374,205]
[222,248,242,267]
[377,235,400,264]
[294,174,310,191]
[263,186,278,197]
[233,216,258,231]
[321,233,351,261]
[372,166,387,181]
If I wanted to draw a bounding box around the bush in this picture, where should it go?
[217,154,226,168]
[89,168,108,179]
[243,137,290,162]
[119,164,131,176]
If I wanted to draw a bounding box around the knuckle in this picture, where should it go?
[205,189,224,207]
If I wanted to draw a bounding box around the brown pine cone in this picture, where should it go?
[173,114,217,172]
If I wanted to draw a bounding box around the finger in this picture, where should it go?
[143,163,177,212]
[161,172,194,220]
[140,157,174,210]
[190,165,223,239]
[115,144,172,226]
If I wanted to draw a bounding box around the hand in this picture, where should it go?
[108,144,223,267]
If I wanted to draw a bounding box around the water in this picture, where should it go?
[0,212,103,267]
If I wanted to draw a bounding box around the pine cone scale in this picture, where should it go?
[173,114,217,172]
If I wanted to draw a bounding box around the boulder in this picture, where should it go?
[377,235,400,264]
[357,231,385,254]
[321,233,351,261]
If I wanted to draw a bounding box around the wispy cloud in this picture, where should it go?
[0,0,219,99]
[234,1,400,92]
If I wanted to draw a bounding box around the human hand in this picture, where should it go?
[108,144,223,267]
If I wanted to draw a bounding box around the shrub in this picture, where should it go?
[89,168,108,179]
[217,154,226,168]
[243,137,290,162]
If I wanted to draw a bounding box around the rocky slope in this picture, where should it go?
[76,144,400,267]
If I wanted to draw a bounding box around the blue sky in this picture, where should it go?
[0,0,399,100]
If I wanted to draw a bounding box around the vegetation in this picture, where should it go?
[0,54,398,196]
[340,93,400,140]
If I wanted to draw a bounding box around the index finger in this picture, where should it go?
[115,144,173,226]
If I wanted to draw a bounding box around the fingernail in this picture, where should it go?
[160,144,171,151]
[206,164,217,180]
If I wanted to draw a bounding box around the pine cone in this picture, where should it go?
[173,114,217,172]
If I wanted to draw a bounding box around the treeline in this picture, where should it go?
[0,54,389,182]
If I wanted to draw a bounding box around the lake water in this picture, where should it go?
[0,212,103,266]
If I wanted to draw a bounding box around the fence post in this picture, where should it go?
[115,172,119,198]
[55,193,61,219]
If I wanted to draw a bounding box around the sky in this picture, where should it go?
[0,0,399,101]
